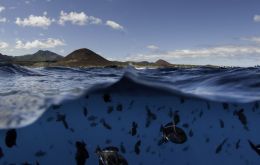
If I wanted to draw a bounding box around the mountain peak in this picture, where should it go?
[59,48,112,67]
[34,50,53,55]
[14,50,63,62]
[155,59,172,66]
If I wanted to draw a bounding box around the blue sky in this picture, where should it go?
[1,0,260,66]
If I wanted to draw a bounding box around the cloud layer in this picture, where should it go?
[13,10,123,30]
[126,44,260,66]
[0,5,5,13]
[58,11,102,25]
[0,41,8,49]
[0,5,7,23]
[15,38,65,49]
[15,12,54,28]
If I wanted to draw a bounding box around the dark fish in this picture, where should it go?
[116,104,123,111]
[0,147,4,158]
[135,140,141,155]
[255,102,259,109]
[145,107,157,128]
[103,93,111,102]
[131,122,138,136]
[219,119,224,128]
[215,138,228,154]
[83,107,88,117]
[236,139,240,149]
[22,162,32,165]
[248,140,260,156]
[180,97,185,104]
[199,111,203,118]
[5,129,17,148]
[128,100,134,110]
[107,106,114,114]
[56,113,69,129]
[88,115,98,121]
[222,103,229,110]
[75,141,89,165]
[100,119,112,130]
[234,109,248,129]
[35,150,46,157]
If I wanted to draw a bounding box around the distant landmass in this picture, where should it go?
[56,48,112,67]
[0,53,12,62]
[0,48,197,68]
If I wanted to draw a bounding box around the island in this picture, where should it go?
[0,48,215,68]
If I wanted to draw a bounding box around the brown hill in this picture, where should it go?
[57,48,112,67]
[155,59,172,66]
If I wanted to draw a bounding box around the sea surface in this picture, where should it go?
[0,64,260,128]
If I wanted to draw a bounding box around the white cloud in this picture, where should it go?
[242,36,260,43]
[105,20,124,30]
[0,41,8,49]
[147,45,159,50]
[15,13,54,28]
[0,5,5,13]
[15,38,65,49]
[126,45,260,62]
[0,17,6,23]
[58,11,102,26]
[254,15,260,22]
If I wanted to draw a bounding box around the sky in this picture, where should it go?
[1,0,260,66]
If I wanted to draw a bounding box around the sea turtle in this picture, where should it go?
[159,122,187,145]
[96,146,128,165]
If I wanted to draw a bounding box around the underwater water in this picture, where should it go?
[0,63,260,164]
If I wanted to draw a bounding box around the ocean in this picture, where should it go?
[0,63,259,164]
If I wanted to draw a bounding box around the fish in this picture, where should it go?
[5,129,17,148]
[234,109,248,129]
[56,113,69,129]
[131,122,138,136]
[75,141,89,165]
[248,140,260,156]
[215,138,228,154]
[103,93,111,102]
[134,140,141,155]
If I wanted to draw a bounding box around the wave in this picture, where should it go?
[0,63,43,76]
